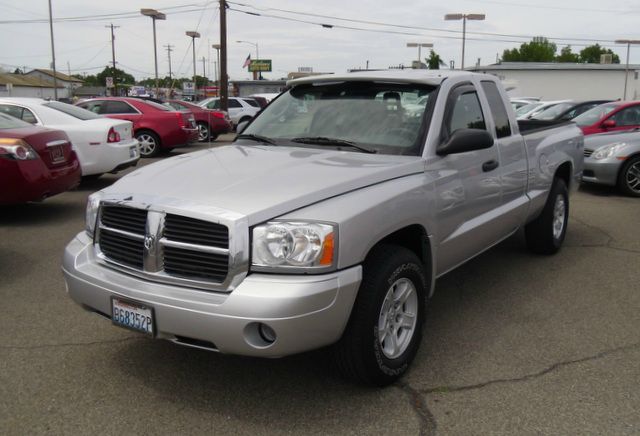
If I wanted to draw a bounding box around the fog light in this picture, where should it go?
[258,323,277,344]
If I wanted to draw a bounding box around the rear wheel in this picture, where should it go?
[525,178,569,254]
[332,244,427,386]
[617,155,640,197]
[136,130,161,157]
[196,122,210,142]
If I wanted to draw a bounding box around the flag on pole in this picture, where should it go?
[242,54,251,68]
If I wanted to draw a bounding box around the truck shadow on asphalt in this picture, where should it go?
[0,201,82,227]
[578,183,623,197]
[109,229,578,423]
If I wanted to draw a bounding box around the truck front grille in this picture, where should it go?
[96,204,231,290]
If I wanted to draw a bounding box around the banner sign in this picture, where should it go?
[249,60,272,72]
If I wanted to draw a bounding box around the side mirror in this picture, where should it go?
[437,129,494,156]
[602,119,616,129]
[236,120,249,134]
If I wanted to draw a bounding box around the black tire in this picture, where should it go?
[525,178,569,254]
[196,122,210,142]
[135,130,161,157]
[617,155,640,197]
[332,244,427,386]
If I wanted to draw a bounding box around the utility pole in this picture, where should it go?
[219,0,228,112]
[47,0,58,100]
[202,56,207,83]
[106,23,120,95]
[164,44,174,81]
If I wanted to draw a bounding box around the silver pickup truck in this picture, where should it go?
[63,70,583,386]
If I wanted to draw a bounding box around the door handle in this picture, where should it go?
[482,159,499,172]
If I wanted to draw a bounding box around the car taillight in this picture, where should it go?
[211,111,225,119]
[107,127,121,143]
[0,138,39,160]
[175,112,186,128]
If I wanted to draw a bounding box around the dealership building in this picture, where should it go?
[468,62,640,101]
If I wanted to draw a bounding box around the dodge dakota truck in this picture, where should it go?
[63,70,583,386]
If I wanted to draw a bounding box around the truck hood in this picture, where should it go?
[106,144,424,224]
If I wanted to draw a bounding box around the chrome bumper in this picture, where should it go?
[62,232,362,357]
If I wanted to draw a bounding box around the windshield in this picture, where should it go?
[573,103,618,127]
[43,101,100,120]
[531,102,574,120]
[241,81,436,155]
[0,112,31,129]
[515,102,542,116]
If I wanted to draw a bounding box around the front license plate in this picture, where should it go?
[111,297,154,335]
[49,145,65,163]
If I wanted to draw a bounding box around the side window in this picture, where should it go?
[78,101,105,114]
[0,104,23,119]
[447,90,486,136]
[611,106,640,126]
[21,108,37,124]
[228,99,242,108]
[103,101,137,114]
[481,81,511,138]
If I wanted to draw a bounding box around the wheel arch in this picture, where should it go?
[134,128,162,146]
[555,160,572,188]
[617,151,640,179]
[365,224,436,298]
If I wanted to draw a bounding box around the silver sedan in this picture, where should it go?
[583,129,640,196]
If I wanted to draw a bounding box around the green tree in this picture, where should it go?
[579,44,620,63]
[556,45,580,63]
[502,37,557,62]
[426,50,443,69]
[97,66,135,86]
[13,68,23,74]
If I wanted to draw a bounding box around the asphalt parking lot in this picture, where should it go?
[1,136,639,435]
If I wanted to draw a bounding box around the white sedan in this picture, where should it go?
[0,98,139,177]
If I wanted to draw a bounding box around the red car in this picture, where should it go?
[573,101,640,135]
[0,113,80,204]
[165,100,232,142]
[76,97,198,157]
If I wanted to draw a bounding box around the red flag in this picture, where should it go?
[242,54,251,68]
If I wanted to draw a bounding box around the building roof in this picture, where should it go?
[0,73,64,88]
[469,62,640,71]
[26,69,84,83]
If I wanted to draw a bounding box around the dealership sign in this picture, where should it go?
[249,59,272,72]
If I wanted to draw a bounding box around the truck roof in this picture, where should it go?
[287,69,491,87]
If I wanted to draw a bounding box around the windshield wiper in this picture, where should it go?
[290,136,377,154]
[235,133,278,145]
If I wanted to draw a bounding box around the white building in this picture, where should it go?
[25,69,83,99]
[0,73,64,99]
[468,62,640,101]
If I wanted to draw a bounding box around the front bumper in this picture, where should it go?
[582,157,622,186]
[62,232,362,357]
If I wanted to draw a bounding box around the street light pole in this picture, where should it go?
[237,40,260,79]
[406,43,433,69]
[186,31,201,100]
[211,44,220,86]
[614,39,640,100]
[445,13,485,70]
[141,9,166,98]
[47,0,58,100]
[219,0,228,112]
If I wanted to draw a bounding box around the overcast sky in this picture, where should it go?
[1,0,638,82]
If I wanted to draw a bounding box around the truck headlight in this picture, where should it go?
[252,222,337,272]
[85,193,102,237]
[593,142,626,160]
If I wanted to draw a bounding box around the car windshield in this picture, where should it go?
[0,112,31,129]
[573,103,618,127]
[531,102,574,120]
[515,102,542,116]
[43,101,101,120]
[240,81,436,156]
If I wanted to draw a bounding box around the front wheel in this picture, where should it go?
[525,178,569,254]
[617,155,640,197]
[332,245,427,386]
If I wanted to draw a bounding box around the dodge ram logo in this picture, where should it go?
[144,235,155,251]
